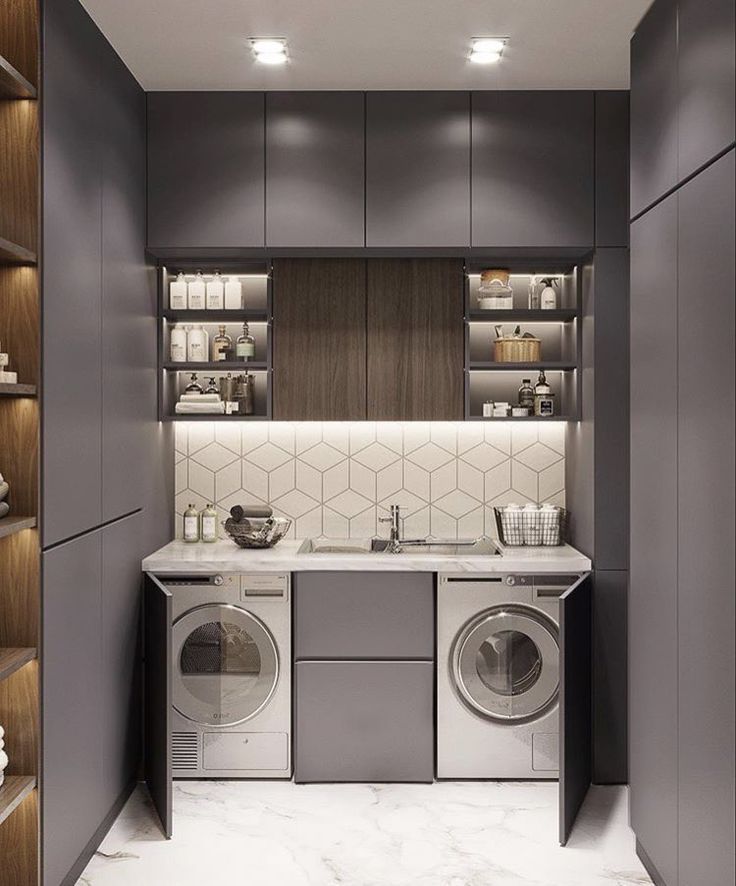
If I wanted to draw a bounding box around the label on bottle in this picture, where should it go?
[189,341,206,361]
[170,341,186,362]
[236,341,256,359]
[202,514,217,542]
[183,515,199,541]
[170,280,188,310]
[188,280,206,310]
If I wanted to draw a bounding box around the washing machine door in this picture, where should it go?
[173,604,279,727]
[452,605,559,722]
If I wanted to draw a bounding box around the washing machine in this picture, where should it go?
[160,572,291,779]
[437,572,580,779]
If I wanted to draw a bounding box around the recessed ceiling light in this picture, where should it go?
[469,37,507,64]
[249,37,288,65]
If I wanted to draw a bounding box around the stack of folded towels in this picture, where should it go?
[174,393,226,415]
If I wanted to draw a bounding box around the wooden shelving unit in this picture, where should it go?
[0,2,40,882]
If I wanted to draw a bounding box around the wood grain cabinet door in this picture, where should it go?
[272,258,366,420]
[367,258,464,420]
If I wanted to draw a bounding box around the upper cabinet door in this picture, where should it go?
[147,92,265,249]
[266,92,365,247]
[677,0,735,182]
[366,92,470,247]
[630,0,679,217]
[367,259,464,421]
[595,91,630,247]
[472,91,594,249]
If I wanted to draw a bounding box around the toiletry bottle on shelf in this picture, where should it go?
[225,275,243,310]
[528,276,540,309]
[518,378,535,410]
[211,325,232,361]
[169,271,188,310]
[170,325,187,362]
[535,370,551,395]
[236,322,256,361]
[184,373,203,394]
[187,325,208,362]
[206,270,224,310]
[188,270,206,310]
[201,504,218,543]
[204,377,219,395]
[183,503,200,543]
[539,278,559,310]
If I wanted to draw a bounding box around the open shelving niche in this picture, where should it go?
[464,261,582,421]
[158,261,273,421]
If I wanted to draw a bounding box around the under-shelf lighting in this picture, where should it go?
[469,37,507,64]
[249,37,288,65]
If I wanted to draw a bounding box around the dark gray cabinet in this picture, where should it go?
[630,0,678,217]
[266,92,364,247]
[676,152,735,886]
[147,92,265,248]
[595,92,629,247]
[677,0,735,183]
[471,91,594,248]
[629,193,679,886]
[366,91,470,247]
[42,0,104,546]
[42,531,104,886]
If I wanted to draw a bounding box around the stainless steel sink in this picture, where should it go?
[298,537,502,556]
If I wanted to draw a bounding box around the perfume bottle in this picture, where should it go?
[211,325,232,362]
[205,270,225,310]
[187,270,206,310]
[236,322,256,360]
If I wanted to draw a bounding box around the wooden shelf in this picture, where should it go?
[0,384,36,397]
[0,55,36,100]
[468,362,578,371]
[162,309,269,322]
[0,776,36,826]
[163,362,268,372]
[0,648,36,683]
[0,516,36,540]
[467,309,578,322]
[0,237,36,266]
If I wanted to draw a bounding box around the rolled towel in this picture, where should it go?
[174,401,226,415]
[179,393,221,403]
[230,504,273,521]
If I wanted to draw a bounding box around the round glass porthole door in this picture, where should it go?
[452,605,559,722]
[173,604,278,727]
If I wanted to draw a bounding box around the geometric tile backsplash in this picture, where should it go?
[174,421,566,540]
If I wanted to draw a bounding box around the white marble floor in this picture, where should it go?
[78,781,652,886]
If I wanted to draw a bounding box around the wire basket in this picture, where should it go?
[493,506,569,547]
[221,517,292,549]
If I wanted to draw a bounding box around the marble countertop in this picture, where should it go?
[142,538,591,574]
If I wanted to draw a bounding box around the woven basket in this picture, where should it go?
[493,337,541,363]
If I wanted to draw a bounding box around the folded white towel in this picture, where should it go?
[175,402,226,415]
[179,393,222,403]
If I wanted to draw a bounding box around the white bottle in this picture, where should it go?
[188,271,206,310]
[187,325,208,362]
[169,272,188,310]
[170,325,187,362]
[540,278,558,310]
[206,271,225,310]
[224,275,243,310]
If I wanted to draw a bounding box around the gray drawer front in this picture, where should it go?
[294,571,434,660]
[295,661,434,783]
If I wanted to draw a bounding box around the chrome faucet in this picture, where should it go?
[379,504,403,545]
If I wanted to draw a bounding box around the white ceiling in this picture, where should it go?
[80,0,650,92]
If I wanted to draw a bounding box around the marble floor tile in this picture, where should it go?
[78,782,652,886]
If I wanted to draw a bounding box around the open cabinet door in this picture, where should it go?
[559,573,592,845]
[144,573,173,838]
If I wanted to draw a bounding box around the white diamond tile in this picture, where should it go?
[322,508,349,538]
[294,507,322,540]
[434,489,480,518]
[295,423,323,454]
[323,461,349,502]
[377,461,403,501]
[458,507,484,539]
[188,462,215,501]
[538,460,565,502]
[378,489,426,517]
[511,460,539,503]
[352,442,400,472]
[321,423,350,454]
[241,425,269,453]
[174,422,188,455]
[272,489,320,519]
[175,451,186,464]
[430,507,457,539]
[430,462,457,502]
[406,442,454,472]
[483,424,512,455]
[188,423,215,454]
[191,442,240,472]
[295,461,322,502]
[430,423,457,454]
[349,507,377,538]
[403,423,431,454]
[457,461,484,499]
[511,423,539,454]
[327,489,374,519]
[214,461,241,501]
[268,423,296,454]
[538,422,566,455]
[460,443,507,472]
[242,463,269,501]
[402,506,430,540]
[298,442,346,472]
[515,442,563,472]
[457,424,485,454]
[245,442,293,472]
[214,424,242,456]
[175,460,187,494]
[485,461,512,501]
[269,461,295,501]
[349,461,376,501]
[349,423,376,454]
[375,423,403,455]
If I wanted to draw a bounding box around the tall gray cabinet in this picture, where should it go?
[629,2,735,884]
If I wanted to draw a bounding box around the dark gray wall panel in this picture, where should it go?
[42,531,104,886]
[100,45,148,521]
[630,0,679,216]
[676,151,735,886]
[472,91,594,248]
[595,91,630,247]
[629,193,679,886]
[147,91,265,248]
[366,91,470,247]
[295,661,434,783]
[266,92,364,247]
[677,0,735,183]
[592,570,628,784]
[42,0,103,546]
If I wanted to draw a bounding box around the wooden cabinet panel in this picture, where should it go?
[630,0,678,216]
[677,152,735,886]
[472,91,593,248]
[266,92,364,247]
[366,92,470,247]
[367,258,464,420]
[678,0,735,182]
[272,258,366,420]
[147,92,264,248]
[629,194,679,886]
